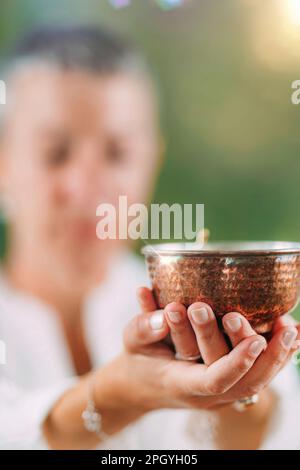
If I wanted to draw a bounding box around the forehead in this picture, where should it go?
[6,67,157,137]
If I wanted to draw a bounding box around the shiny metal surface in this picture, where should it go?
[142,242,300,333]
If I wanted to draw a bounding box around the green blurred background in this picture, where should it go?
[0,0,300,323]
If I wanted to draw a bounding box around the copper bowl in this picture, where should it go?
[142,241,300,333]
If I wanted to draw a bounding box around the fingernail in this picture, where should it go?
[226,317,242,333]
[191,307,210,325]
[249,339,265,357]
[292,340,300,350]
[149,311,164,330]
[167,311,182,323]
[281,328,298,349]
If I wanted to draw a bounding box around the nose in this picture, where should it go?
[62,146,110,213]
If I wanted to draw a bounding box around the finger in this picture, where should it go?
[267,315,299,352]
[274,324,300,373]
[290,323,300,351]
[164,302,200,359]
[290,323,300,349]
[124,310,169,353]
[222,312,260,348]
[292,339,300,350]
[272,314,297,333]
[137,287,157,313]
[187,302,229,365]
[232,325,298,398]
[292,324,300,350]
[179,334,267,396]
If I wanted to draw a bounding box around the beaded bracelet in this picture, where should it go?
[81,377,109,441]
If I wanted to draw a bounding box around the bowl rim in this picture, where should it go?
[141,241,300,257]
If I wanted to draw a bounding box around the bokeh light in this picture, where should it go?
[109,0,131,9]
[284,0,300,26]
[250,0,300,70]
[154,0,185,10]
[109,0,185,9]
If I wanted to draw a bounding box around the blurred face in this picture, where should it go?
[0,68,160,287]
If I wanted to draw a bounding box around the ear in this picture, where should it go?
[152,132,166,182]
[157,134,166,171]
[0,139,4,172]
[144,133,166,207]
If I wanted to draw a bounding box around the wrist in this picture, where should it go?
[215,388,276,424]
[213,388,277,450]
[44,354,152,449]
[234,388,276,423]
[93,353,160,416]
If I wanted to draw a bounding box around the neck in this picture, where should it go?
[4,245,88,325]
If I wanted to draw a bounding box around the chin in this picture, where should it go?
[50,235,121,285]
[60,247,109,281]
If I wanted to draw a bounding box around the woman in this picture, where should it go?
[0,25,299,450]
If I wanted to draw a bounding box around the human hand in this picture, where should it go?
[123,287,300,410]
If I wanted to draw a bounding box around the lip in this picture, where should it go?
[67,219,97,240]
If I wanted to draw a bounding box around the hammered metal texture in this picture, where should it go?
[144,252,300,333]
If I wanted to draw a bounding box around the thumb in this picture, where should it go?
[137,287,157,313]
[124,310,169,353]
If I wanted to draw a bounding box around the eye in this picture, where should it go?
[44,141,70,167]
[106,140,128,164]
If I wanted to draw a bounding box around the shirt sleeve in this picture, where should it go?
[0,377,78,449]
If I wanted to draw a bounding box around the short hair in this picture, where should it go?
[0,24,158,133]
[7,24,149,75]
